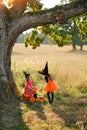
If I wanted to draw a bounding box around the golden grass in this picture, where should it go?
[12,44,87,96]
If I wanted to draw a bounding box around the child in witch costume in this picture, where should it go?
[38,62,59,104]
[22,71,37,101]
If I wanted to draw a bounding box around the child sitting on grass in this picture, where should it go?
[22,71,37,101]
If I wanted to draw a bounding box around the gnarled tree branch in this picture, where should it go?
[8,0,87,39]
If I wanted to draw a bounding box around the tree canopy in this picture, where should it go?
[1,0,87,33]
[22,0,87,49]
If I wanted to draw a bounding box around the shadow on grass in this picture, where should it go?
[0,99,30,130]
[51,93,87,129]
[1,92,87,130]
[25,100,47,121]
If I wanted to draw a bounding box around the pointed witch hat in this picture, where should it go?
[23,71,30,79]
[38,62,49,76]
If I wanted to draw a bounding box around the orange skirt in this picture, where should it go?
[44,79,59,93]
[22,93,30,100]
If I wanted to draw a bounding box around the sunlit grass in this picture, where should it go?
[11,44,87,97]
[4,43,86,130]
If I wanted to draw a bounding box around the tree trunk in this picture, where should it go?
[0,37,20,102]
[80,44,83,51]
[0,32,18,101]
[72,42,76,51]
[0,6,18,101]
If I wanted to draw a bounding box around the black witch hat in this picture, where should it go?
[38,62,49,76]
[38,62,52,83]
[23,71,30,79]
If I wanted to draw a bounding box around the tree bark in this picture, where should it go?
[0,0,87,101]
[0,32,14,101]
[9,0,87,33]
[72,43,76,51]
[0,24,18,101]
[0,4,18,101]
[80,44,83,51]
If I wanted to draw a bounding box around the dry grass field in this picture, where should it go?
[12,44,87,96]
[0,44,87,130]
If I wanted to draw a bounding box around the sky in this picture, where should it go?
[41,0,61,8]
